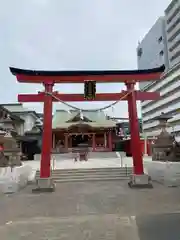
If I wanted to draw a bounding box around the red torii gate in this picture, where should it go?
[10,66,164,191]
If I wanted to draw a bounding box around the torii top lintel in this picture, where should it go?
[9,65,165,84]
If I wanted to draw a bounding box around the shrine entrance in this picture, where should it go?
[67,123,93,149]
[10,65,164,191]
[72,134,89,147]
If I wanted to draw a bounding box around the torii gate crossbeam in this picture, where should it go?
[18,91,159,102]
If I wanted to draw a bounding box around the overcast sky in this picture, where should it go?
[0,0,171,117]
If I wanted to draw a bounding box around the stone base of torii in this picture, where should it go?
[33,178,55,193]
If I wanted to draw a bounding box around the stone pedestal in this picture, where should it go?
[0,131,22,167]
[0,152,9,167]
[151,113,177,162]
[32,178,55,193]
[5,151,22,167]
[128,174,153,188]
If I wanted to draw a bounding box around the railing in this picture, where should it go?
[125,164,128,176]
[51,156,56,171]
[119,151,126,167]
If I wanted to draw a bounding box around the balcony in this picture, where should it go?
[166,12,180,33]
[143,120,159,130]
[141,69,180,107]
[143,113,180,130]
[142,84,180,114]
[143,101,180,122]
[170,53,180,67]
[145,124,180,137]
[167,21,180,43]
[166,3,180,25]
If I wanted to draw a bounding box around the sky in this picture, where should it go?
[0,0,171,117]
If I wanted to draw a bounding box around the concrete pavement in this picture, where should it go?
[0,152,179,239]
[136,213,180,240]
[25,152,152,171]
[0,181,180,239]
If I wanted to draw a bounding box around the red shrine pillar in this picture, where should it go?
[69,135,72,148]
[92,133,96,151]
[64,134,68,152]
[52,133,55,149]
[104,132,107,149]
[126,82,144,175]
[108,130,112,151]
[40,83,54,178]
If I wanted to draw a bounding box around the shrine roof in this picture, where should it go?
[52,110,116,129]
[10,65,165,77]
[0,105,24,122]
[1,103,26,112]
[153,112,173,121]
[1,103,40,119]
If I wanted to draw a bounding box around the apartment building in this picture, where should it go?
[137,0,180,141]
[137,17,169,90]
[165,0,180,67]
[141,63,180,141]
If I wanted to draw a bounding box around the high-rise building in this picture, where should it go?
[165,0,180,67]
[137,17,169,90]
[141,64,180,141]
[137,0,180,141]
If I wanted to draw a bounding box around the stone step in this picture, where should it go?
[54,176,129,183]
[36,170,132,177]
[36,167,132,173]
[35,167,132,182]
[37,171,131,176]
[36,171,132,177]
[36,173,131,179]
[48,174,130,179]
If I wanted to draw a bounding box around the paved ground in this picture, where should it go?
[0,152,179,239]
[26,152,152,171]
[0,180,180,239]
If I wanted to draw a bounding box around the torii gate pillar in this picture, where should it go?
[36,83,55,192]
[126,82,152,188]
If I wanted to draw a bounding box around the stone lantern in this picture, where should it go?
[3,131,22,166]
[0,114,22,167]
[158,112,172,132]
[151,112,175,161]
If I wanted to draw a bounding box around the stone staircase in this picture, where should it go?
[35,167,133,183]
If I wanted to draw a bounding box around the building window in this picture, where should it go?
[165,0,178,15]
[167,16,180,33]
[169,39,180,52]
[170,50,180,61]
[159,50,164,56]
[137,47,142,58]
[158,36,163,43]
[168,27,180,42]
[167,5,180,24]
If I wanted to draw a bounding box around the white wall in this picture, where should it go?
[20,114,36,132]
[145,160,180,187]
[14,122,24,136]
[0,164,32,193]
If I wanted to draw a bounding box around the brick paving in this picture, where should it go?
[0,180,180,239]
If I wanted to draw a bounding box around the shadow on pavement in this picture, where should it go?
[136,212,180,240]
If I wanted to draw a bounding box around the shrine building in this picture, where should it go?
[52,109,117,152]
